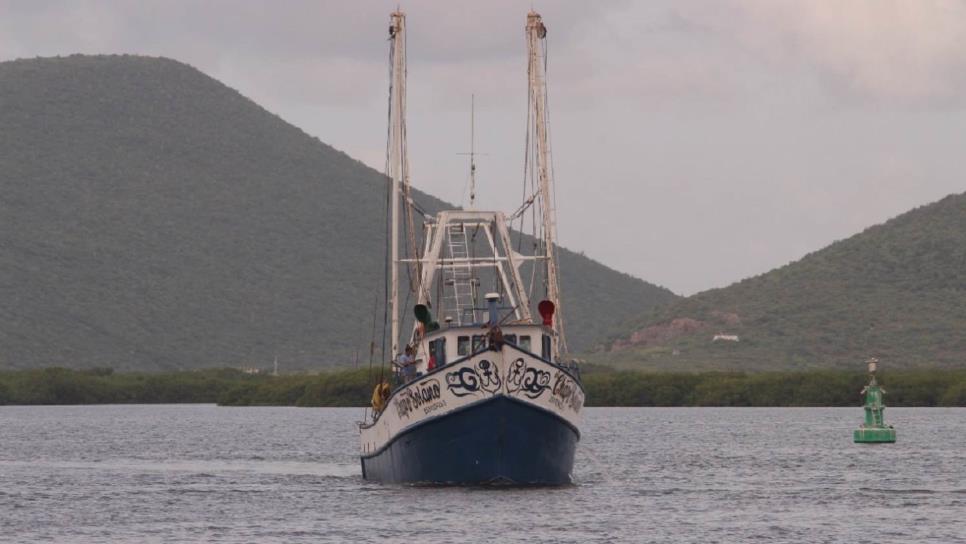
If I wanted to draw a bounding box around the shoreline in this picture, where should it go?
[1,367,963,408]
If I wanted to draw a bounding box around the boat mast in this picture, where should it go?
[526,11,566,357]
[388,11,407,358]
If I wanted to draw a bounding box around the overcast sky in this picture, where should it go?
[3,1,965,295]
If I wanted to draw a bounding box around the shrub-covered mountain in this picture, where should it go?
[601,192,966,370]
[0,55,676,371]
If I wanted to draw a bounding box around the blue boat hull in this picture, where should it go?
[361,395,579,485]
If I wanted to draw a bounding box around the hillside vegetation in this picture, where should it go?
[0,55,676,370]
[600,192,966,370]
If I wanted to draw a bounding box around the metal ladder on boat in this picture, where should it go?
[445,224,478,325]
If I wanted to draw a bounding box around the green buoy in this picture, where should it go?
[853,358,896,443]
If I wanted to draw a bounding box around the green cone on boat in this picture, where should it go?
[854,358,896,443]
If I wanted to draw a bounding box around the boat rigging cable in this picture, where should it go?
[543,34,566,351]
[387,11,427,359]
[389,16,424,297]
[525,14,567,356]
[369,12,405,400]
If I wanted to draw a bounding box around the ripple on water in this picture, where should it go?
[1,405,964,543]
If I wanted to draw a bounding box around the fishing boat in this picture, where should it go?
[359,10,584,485]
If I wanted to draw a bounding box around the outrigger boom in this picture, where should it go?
[385,10,566,358]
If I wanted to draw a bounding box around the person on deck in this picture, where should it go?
[398,346,416,383]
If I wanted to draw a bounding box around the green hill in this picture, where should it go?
[0,54,676,371]
[599,192,966,370]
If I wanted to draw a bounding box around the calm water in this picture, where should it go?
[1,405,964,543]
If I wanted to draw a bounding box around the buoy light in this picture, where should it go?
[854,357,896,443]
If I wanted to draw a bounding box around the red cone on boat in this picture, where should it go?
[538,300,555,327]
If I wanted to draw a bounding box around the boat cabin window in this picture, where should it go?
[504,334,532,352]
[457,336,470,356]
[429,338,446,367]
[542,334,552,360]
[472,335,486,352]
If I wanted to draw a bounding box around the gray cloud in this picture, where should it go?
[2,0,965,294]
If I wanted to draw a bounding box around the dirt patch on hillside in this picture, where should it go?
[611,311,743,351]
[611,317,706,351]
[710,311,742,327]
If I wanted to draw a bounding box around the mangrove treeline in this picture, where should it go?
[1,367,964,407]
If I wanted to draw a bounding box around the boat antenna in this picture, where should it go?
[469,95,476,209]
[458,95,487,209]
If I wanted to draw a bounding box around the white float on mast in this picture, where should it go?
[526,11,566,357]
